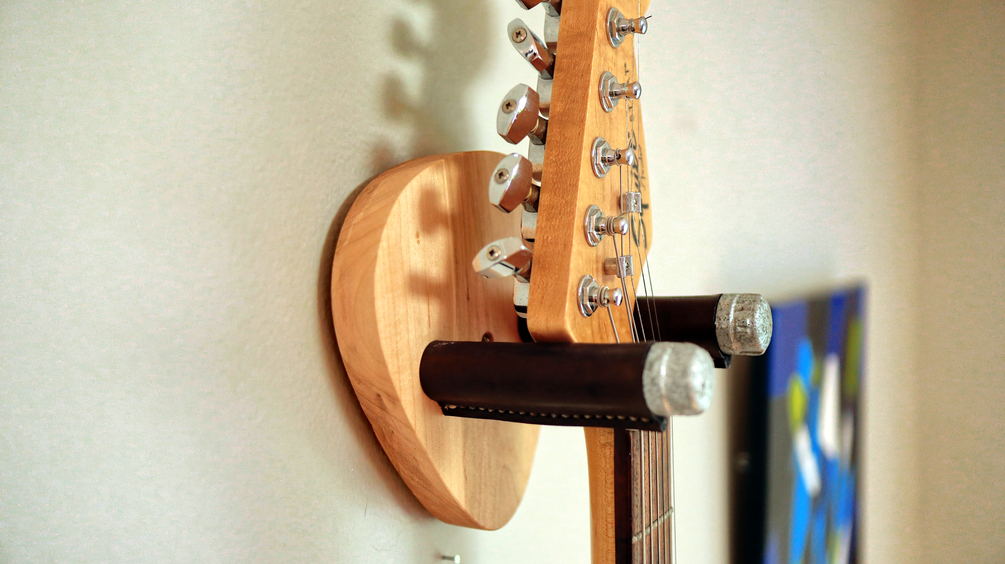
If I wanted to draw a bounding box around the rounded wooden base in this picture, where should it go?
[331,151,540,530]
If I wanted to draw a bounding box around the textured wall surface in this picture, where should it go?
[2,0,988,563]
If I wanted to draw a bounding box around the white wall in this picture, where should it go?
[643,3,921,563]
[1,1,990,563]
[917,2,1005,561]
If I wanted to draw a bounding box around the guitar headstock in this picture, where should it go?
[475,0,653,344]
[529,0,652,344]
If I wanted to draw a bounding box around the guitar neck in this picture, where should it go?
[587,427,675,564]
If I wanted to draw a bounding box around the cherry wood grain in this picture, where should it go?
[331,151,539,530]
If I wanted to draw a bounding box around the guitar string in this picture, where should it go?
[651,422,659,562]
[636,16,676,562]
[639,19,662,342]
[616,153,639,344]
[631,9,655,558]
[634,5,675,562]
[620,50,652,562]
[644,428,651,564]
[623,6,654,562]
[611,237,635,344]
[619,6,649,562]
[651,378,659,562]
[614,25,646,561]
[636,430,642,564]
[624,80,646,345]
[607,303,621,343]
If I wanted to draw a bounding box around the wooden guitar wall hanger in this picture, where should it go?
[331,0,773,561]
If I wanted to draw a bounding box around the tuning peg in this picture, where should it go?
[607,8,647,48]
[591,137,634,178]
[599,71,641,112]
[508,19,555,79]
[473,237,533,283]
[577,275,624,318]
[497,84,548,145]
[584,204,628,247]
[489,154,539,213]
[513,0,561,16]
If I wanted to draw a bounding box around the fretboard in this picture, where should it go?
[614,427,675,564]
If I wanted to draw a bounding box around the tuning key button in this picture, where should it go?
[607,8,647,48]
[599,71,641,112]
[508,19,555,79]
[591,137,635,178]
[497,84,548,145]
[473,237,533,282]
[490,153,539,213]
[514,0,561,17]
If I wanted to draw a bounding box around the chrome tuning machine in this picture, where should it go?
[473,237,534,318]
[473,237,533,282]
[497,84,548,145]
[584,204,628,247]
[577,275,623,318]
[607,8,647,48]
[599,71,641,112]
[508,19,554,79]
[591,137,635,177]
[489,153,540,213]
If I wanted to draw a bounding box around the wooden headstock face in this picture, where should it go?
[528,0,653,344]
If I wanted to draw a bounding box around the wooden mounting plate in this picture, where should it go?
[331,151,540,530]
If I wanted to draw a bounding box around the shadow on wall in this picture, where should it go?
[373,0,493,173]
[318,0,495,522]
